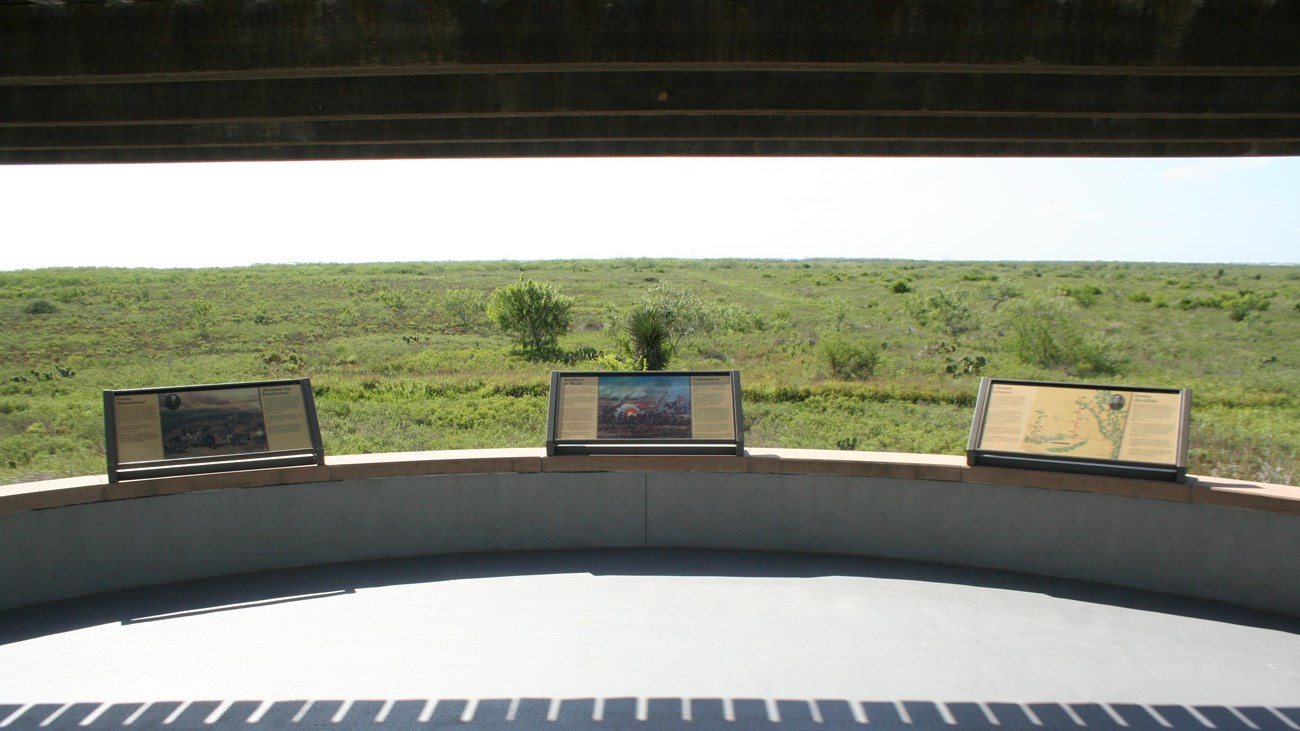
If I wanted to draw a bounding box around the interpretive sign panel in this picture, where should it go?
[104,378,324,482]
[547,370,743,455]
[966,378,1190,482]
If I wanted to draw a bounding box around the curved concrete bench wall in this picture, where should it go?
[2,448,1298,615]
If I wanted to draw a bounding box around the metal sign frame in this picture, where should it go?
[104,378,324,482]
[546,370,744,456]
[966,377,1191,483]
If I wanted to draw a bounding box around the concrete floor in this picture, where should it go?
[1,549,1298,730]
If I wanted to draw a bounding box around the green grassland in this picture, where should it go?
[2,259,1297,485]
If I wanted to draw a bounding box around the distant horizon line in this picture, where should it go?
[5,257,1299,273]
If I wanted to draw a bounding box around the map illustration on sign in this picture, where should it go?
[1021,388,1131,459]
[973,380,1186,469]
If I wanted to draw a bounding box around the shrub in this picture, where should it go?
[375,289,405,312]
[819,335,880,380]
[1001,297,1122,376]
[716,304,767,333]
[442,288,488,331]
[262,349,305,372]
[1178,295,1221,311]
[607,284,723,368]
[487,279,573,359]
[1223,290,1272,321]
[1175,289,1273,320]
[1059,283,1102,308]
[908,289,977,338]
[825,298,851,332]
[189,299,214,337]
[23,300,56,315]
[983,284,1021,310]
[640,284,719,337]
[1070,338,1125,376]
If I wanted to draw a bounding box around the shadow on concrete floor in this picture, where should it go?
[4,548,1298,648]
[2,697,1297,730]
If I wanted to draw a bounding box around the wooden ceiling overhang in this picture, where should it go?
[3,0,1298,163]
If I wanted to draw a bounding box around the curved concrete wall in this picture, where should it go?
[2,448,1298,615]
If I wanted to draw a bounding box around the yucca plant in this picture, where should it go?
[625,305,672,370]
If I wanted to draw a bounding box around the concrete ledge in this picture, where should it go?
[960,463,1194,502]
[327,448,543,481]
[5,449,1297,518]
[747,448,966,481]
[0,473,107,513]
[541,453,750,474]
[1,449,1298,615]
[1187,474,1300,516]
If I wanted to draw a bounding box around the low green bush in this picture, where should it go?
[819,335,880,380]
[487,279,573,359]
[1001,296,1123,376]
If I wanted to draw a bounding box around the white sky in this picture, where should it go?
[2,156,1297,270]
